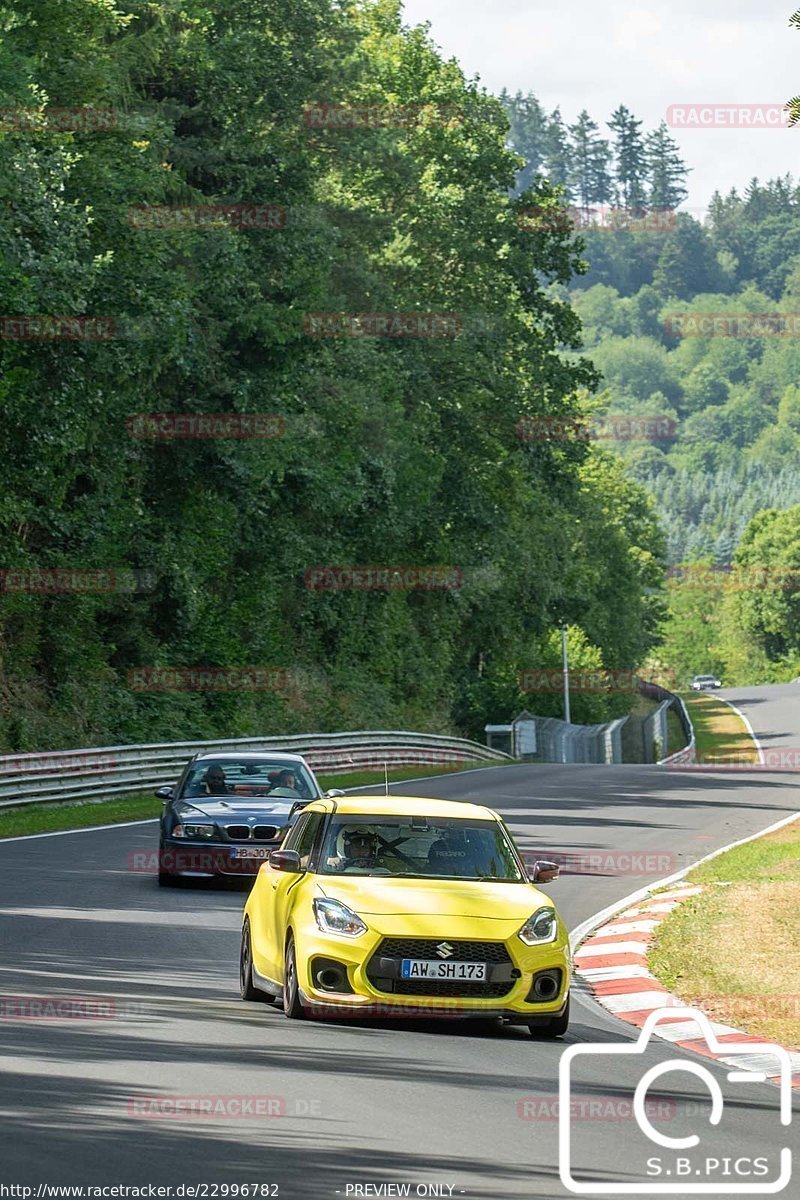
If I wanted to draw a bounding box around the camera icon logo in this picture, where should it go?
[559,1006,793,1194]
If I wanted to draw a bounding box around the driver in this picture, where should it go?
[203,765,229,795]
[328,826,380,871]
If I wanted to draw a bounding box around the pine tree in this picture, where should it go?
[646,121,689,210]
[568,110,613,208]
[544,107,572,195]
[588,135,614,207]
[607,105,647,211]
[500,89,548,197]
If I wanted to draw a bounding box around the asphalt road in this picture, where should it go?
[1,683,798,1198]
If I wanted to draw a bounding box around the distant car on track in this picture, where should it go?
[156,751,344,886]
[240,794,570,1036]
[691,674,722,691]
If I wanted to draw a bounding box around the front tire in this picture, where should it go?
[283,935,306,1020]
[528,997,570,1039]
[240,919,275,1003]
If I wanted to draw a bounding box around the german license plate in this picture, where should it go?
[230,847,271,860]
[400,959,487,980]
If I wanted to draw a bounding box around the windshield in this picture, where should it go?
[317,815,524,880]
[181,758,318,801]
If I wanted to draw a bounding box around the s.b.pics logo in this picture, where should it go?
[559,1007,793,1194]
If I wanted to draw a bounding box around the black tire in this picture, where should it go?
[283,935,306,1019]
[240,920,275,1003]
[158,870,180,887]
[528,996,570,1039]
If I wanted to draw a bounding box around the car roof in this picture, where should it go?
[303,795,501,821]
[194,751,309,765]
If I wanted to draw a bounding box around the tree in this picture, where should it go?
[607,105,648,210]
[653,215,724,299]
[543,107,572,193]
[568,110,612,208]
[500,89,548,196]
[646,121,689,210]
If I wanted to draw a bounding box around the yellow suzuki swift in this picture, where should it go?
[240,796,571,1036]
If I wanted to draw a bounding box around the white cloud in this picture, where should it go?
[401,0,800,207]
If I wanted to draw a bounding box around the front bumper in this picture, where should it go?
[291,915,571,1021]
[160,839,278,877]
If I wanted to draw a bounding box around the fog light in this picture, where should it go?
[311,957,353,993]
[527,968,563,1003]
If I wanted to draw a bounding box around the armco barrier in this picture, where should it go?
[0,731,513,810]
[637,681,695,766]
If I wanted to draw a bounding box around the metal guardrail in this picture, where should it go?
[637,681,696,766]
[0,731,513,810]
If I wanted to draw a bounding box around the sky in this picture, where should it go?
[400,0,800,213]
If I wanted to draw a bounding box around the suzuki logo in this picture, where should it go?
[436,942,454,959]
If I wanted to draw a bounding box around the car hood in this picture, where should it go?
[176,798,294,821]
[315,876,548,920]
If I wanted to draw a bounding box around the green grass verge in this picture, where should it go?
[0,759,506,840]
[682,692,758,765]
[649,817,800,1048]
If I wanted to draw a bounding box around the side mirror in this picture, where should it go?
[324,789,345,798]
[155,786,173,801]
[530,859,560,884]
[269,849,302,873]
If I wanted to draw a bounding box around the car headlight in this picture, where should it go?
[313,898,368,938]
[173,823,216,839]
[518,906,559,945]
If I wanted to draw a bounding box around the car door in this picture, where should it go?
[262,811,327,980]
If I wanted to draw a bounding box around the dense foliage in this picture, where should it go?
[0,0,666,750]
[500,92,799,686]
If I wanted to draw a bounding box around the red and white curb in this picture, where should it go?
[574,883,800,1089]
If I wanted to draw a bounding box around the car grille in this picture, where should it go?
[378,938,512,963]
[366,938,515,999]
[223,824,281,842]
[253,825,279,841]
[224,825,251,840]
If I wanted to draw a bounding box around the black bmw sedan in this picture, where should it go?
[156,751,343,885]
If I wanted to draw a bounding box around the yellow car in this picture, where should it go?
[240,795,571,1036]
